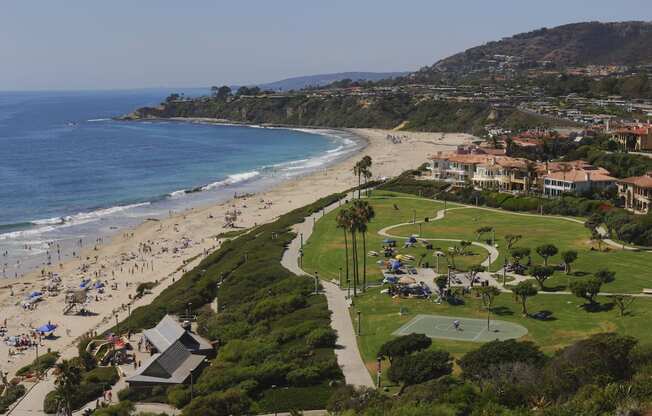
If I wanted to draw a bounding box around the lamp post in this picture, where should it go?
[347,279,351,300]
[503,257,507,286]
[376,357,382,388]
[357,310,361,335]
[115,314,119,334]
[314,272,319,294]
[339,267,342,287]
[187,302,192,320]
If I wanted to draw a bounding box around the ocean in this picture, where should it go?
[0,89,362,278]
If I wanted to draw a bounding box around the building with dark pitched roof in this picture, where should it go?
[126,315,212,387]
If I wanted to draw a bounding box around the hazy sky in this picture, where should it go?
[2,0,651,90]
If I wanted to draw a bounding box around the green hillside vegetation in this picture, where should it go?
[131,93,569,135]
[104,192,348,414]
[428,21,652,74]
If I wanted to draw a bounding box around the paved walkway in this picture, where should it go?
[281,192,375,388]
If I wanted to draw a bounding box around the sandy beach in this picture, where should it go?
[0,127,474,379]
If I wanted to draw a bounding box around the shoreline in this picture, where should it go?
[0,123,365,280]
[0,125,474,380]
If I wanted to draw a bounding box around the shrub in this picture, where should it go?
[0,384,26,413]
[305,328,337,348]
[287,367,321,387]
[16,351,60,377]
[82,366,118,385]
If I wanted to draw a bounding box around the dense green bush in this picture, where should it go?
[305,328,337,348]
[82,366,119,385]
[117,385,168,404]
[15,351,60,377]
[0,384,26,413]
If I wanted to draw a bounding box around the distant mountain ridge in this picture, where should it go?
[424,21,652,74]
[253,71,408,91]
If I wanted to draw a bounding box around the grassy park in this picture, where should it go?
[302,191,652,382]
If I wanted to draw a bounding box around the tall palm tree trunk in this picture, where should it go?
[362,231,367,292]
[351,230,358,297]
[343,229,349,285]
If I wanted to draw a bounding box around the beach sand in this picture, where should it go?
[0,128,473,378]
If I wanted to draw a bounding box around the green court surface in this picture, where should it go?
[393,314,528,342]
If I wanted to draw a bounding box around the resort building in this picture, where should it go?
[618,172,652,214]
[542,166,616,197]
[126,315,213,387]
[429,149,532,192]
[610,124,652,152]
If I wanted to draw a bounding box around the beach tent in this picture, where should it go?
[37,323,57,335]
[29,291,42,298]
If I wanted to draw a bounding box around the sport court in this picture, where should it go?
[393,314,528,342]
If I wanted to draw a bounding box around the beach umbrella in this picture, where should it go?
[37,323,57,334]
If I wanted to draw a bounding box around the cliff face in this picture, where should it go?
[130,94,573,134]
[425,21,652,74]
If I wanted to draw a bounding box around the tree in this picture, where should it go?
[530,265,554,290]
[595,268,615,284]
[435,275,448,293]
[536,244,558,267]
[353,200,375,292]
[510,247,531,265]
[570,277,602,306]
[458,339,546,381]
[477,286,501,330]
[609,294,635,317]
[388,350,453,394]
[561,250,578,274]
[591,229,604,252]
[505,234,522,250]
[215,85,232,101]
[513,281,538,316]
[476,226,493,241]
[53,359,82,416]
[353,156,372,199]
[336,209,352,290]
[459,240,472,255]
[377,333,432,364]
[466,264,486,287]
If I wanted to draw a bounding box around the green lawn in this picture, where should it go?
[352,287,652,384]
[386,194,652,293]
[302,192,652,383]
[303,194,488,289]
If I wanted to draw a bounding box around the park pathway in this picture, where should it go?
[281,192,375,389]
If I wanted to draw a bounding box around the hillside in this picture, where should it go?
[424,21,652,75]
[128,94,574,134]
[254,71,407,91]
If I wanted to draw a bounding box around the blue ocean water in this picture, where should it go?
[0,89,361,277]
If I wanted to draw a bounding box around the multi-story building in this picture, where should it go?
[429,150,531,192]
[542,167,616,197]
[618,172,652,214]
[610,124,652,152]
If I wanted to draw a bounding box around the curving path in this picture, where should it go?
[281,192,375,388]
[370,195,652,253]
[374,195,652,296]
[377,206,500,269]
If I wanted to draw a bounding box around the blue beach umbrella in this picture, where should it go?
[37,323,57,334]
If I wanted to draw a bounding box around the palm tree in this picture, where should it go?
[353,162,363,199]
[53,359,82,416]
[348,209,361,297]
[353,200,375,292]
[336,209,352,288]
